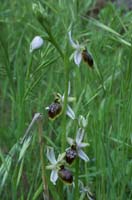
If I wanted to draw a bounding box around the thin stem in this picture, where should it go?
[48,36,64,59]
[75,158,79,199]
[37,16,64,58]
[94,62,106,93]
[61,56,69,151]
[37,115,49,200]
[25,54,33,81]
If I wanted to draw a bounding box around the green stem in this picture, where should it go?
[48,36,64,59]
[75,158,79,199]
[61,56,69,152]
[37,16,64,58]
[25,54,33,81]
[37,116,49,200]
[94,62,106,94]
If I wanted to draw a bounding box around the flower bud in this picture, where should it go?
[78,115,88,128]
[58,165,73,184]
[65,145,77,164]
[30,36,44,53]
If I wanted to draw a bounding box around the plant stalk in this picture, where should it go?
[75,158,79,199]
[61,56,69,151]
[37,116,49,200]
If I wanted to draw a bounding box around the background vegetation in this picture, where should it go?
[0,0,132,199]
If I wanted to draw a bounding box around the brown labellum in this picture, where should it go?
[58,165,73,184]
[82,49,94,68]
[65,145,77,164]
[48,101,62,119]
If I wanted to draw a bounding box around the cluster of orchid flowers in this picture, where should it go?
[29,31,93,190]
[46,121,89,185]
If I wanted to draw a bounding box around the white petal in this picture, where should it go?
[74,50,82,66]
[79,142,89,148]
[50,170,58,185]
[67,137,74,146]
[67,97,76,102]
[78,149,89,162]
[69,53,74,61]
[46,164,55,170]
[76,128,84,145]
[68,31,78,49]
[57,152,66,162]
[30,36,44,53]
[47,147,57,164]
[66,105,75,120]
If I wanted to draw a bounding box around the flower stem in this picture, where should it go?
[37,15,64,58]
[61,56,69,151]
[75,158,79,199]
[37,116,49,200]
[25,54,33,81]
[94,62,106,93]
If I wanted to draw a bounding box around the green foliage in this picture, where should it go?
[0,0,132,199]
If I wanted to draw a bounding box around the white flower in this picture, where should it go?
[46,147,65,185]
[67,128,89,162]
[30,36,44,53]
[68,31,84,67]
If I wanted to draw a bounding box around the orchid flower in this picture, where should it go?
[46,147,65,185]
[68,31,94,68]
[46,82,75,120]
[30,36,44,53]
[68,31,84,67]
[67,128,89,162]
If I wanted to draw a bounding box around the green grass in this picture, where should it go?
[0,0,132,199]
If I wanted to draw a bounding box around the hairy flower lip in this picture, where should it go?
[46,102,62,120]
[65,146,77,164]
[58,166,73,184]
[82,48,94,68]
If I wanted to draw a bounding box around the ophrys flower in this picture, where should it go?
[46,147,65,185]
[68,31,94,68]
[66,128,89,162]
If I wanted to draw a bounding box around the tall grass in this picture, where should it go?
[0,0,132,199]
